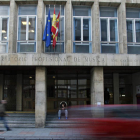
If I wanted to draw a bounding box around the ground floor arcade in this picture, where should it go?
[0,66,140,127]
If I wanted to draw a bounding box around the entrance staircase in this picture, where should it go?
[0,113,35,128]
[0,113,90,128]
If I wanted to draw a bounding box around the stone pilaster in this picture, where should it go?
[35,67,46,128]
[37,0,45,53]
[118,0,127,54]
[91,67,104,105]
[16,74,22,111]
[9,0,18,53]
[65,0,72,53]
[0,74,3,101]
[92,0,100,53]
[113,73,119,104]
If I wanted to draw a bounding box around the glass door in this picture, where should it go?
[23,75,35,111]
[47,72,90,113]
[3,75,16,111]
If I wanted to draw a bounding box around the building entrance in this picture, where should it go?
[3,75,16,111]
[47,67,91,113]
[22,75,35,111]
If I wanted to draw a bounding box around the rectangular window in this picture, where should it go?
[45,5,65,53]
[0,6,9,53]
[73,6,92,53]
[126,8,140,54]
[100,7,119,54]
[17,6,37,53]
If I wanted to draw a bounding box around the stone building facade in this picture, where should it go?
[0,0,140,127]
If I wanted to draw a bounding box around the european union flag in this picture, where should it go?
[43,10,51,47]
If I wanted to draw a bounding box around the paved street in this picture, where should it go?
[0,127,94,140]
[0,127,137,140]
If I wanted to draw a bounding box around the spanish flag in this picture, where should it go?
[52,12,60,48]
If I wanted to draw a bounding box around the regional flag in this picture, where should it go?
[52,11,60,48]
[43,9,51,47]
[51,8,56,34]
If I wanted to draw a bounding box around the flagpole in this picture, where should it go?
[60,5,61,52]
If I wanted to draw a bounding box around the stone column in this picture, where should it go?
[35,67,46,128]
[113,73,119,104]
[37,0,45,53]
[65,0,72,53]
[9,0,18,53]
[92,0,100,53]
[118,0,127,54]
[91,67,104,105]
[0,74,3,101]
[16,74,22,111]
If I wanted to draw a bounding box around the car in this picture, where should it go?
[68,105,140,139]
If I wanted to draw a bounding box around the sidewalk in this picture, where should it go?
[0,127,130,140]
[0,127,94,140]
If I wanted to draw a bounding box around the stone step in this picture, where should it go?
[0,120,88,124]
[0,123,86,128]
[5,120,88,124]
[0,124,35,128]
[45,123,87,128]
[0,113,91,128]
[0,121,88,128]
[7,114,35,117]
[0,121,35,124]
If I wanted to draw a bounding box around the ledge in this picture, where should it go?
[126,3,140,8]
[72,1,94,6]
[43,0,66,5]
[15,0,38,4]
[0,0,10,5]
[99,2,121,7]
[126,0,140,4]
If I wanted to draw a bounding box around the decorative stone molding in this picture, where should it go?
[0,53,140,66]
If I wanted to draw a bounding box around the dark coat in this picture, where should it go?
[0,104,6,117]
[104,90,110,100]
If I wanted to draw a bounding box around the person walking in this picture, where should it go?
[0,100,11,131]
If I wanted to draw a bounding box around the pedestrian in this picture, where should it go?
[0,100,11,131]
[58,101,68,119]
[104,88,110,104]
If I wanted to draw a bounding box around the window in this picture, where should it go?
[126,8,140,54]
[100,7,119,53]
[73,6,92,53]
[17,6,37,53]
[45,5,64,53]
[0,6,9,53]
